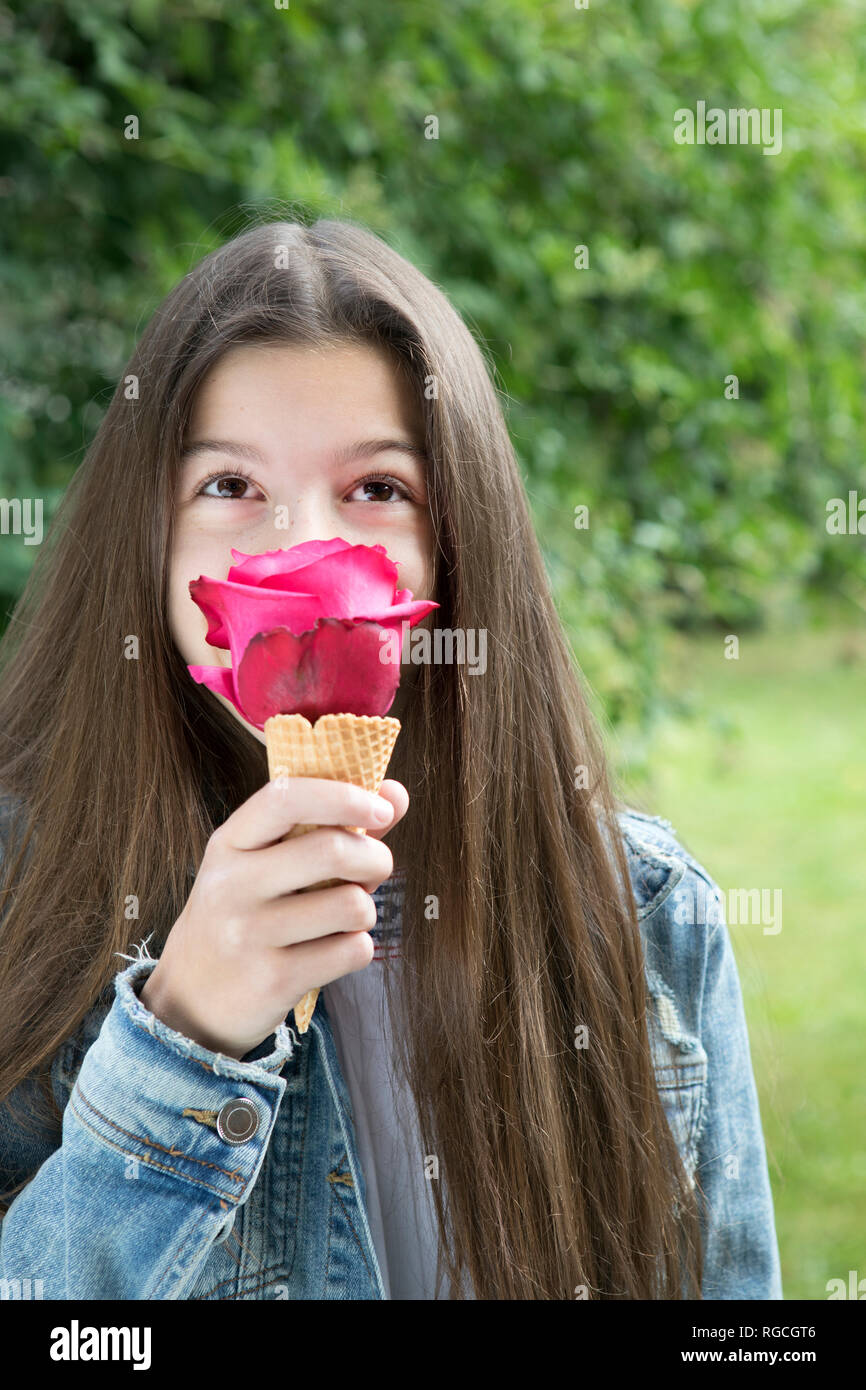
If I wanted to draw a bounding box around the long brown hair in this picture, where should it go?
[0,210,703,1298]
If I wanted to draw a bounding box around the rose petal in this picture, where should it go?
[236,619,402,725]
[188,540,439,726]
[190,575,437,658]
[227,539,352,586]
[189,577,325,656]
[187,663,249,722]
[254,544,399,612]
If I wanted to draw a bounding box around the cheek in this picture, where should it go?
[167,575,196,664]
[413,515,436,600]
[167,540,212,664]
[397,526,436,602]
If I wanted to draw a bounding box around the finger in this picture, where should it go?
[222,776,395,852]
[251,825,394,898]
[260,881,379,947]
[274,927,376,999]
[364,779,408,841]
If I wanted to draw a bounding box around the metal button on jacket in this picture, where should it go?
[215,1097,260,1145]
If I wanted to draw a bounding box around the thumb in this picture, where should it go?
[364,779,408,840]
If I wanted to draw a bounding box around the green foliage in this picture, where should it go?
[632,615,866,1299]
[1,0,864,738]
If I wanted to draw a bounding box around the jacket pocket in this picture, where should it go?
[645,967,708,1186]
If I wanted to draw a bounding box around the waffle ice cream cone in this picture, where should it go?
[263,712,401,1033]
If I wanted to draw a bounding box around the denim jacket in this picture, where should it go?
[0,807,782,1300]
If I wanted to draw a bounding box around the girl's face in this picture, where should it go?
[169,340,436,745]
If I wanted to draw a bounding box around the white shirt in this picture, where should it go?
[322,871,468,1299]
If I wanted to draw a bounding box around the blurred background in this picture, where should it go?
[0,0,863,1298]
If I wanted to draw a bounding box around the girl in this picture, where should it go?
[0,216,781,1299]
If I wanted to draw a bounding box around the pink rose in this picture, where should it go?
[187,538,438,728]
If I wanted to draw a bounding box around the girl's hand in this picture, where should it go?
[139,777,408,1059]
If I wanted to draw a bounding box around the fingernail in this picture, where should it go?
[372,796,394,824]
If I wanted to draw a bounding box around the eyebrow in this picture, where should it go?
[181,437,427,466]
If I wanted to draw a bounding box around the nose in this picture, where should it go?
[261,488,343,549]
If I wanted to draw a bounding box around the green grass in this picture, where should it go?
[616,615,866,1302]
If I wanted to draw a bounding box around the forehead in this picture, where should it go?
[188,340,421,427]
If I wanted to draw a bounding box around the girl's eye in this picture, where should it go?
[347,472,413,504]
[195,468,260,500]
[193,468,414,503]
